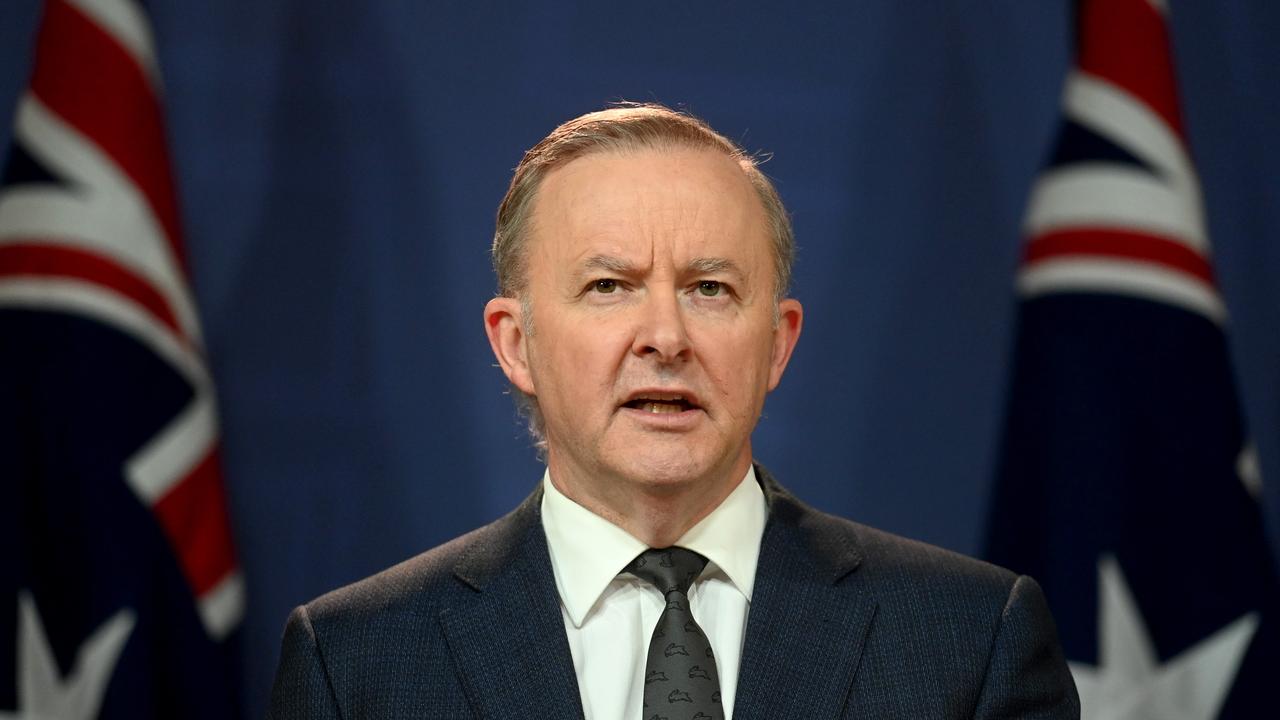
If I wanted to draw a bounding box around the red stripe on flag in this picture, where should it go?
[1024,227,1215,286]
[0,242,184,336]
[151,446,239,596]
[1077,0,1184,137]
[27,0,187,272]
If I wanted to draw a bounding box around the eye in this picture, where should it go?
[697,280,723,297]
[593,279,618,294]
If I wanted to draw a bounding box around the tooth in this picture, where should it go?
[641,402,680,414]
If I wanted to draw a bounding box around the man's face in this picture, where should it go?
[488,146,801,498]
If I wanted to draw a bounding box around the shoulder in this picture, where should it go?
[841,517,1054,646]
[267,491,548,716]
[850,520,1018,594]
[295,487,544,637]
[758,464,1026,612]
[303,526,479,623]
[756,467,1076,714]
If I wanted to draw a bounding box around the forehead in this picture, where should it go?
[528,146,771,271]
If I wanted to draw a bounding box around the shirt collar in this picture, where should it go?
[541,465,767,628]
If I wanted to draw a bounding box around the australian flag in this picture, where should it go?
[0,0,243,717]
[986,0,1280,717]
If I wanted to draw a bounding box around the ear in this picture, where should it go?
[484,296,535,395]
[766,298,803,391]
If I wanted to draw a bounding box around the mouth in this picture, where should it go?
[621,391,701,415]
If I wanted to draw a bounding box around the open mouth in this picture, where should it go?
[622,395,698,414]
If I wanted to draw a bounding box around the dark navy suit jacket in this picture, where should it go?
[266,467,1080,718]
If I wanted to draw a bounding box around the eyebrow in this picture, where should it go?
[686,257,741,276]
[578,255,744,277]
[581,255,637,275]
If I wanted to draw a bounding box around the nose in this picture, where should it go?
[632,289,691,362]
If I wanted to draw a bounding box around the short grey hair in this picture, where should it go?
[490,103,796,452]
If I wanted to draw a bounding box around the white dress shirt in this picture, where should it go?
[540,467,767,720]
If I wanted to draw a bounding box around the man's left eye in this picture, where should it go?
[697,281,723,297]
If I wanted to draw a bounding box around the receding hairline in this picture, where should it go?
[522,143,773,260]
[522,105,750,166]
[492,104,794,301]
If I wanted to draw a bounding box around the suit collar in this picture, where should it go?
[755,464,864,583]
[440,466,876,720]
[450,485,545,591]
[732,464,877,719]
[440,486,586,719]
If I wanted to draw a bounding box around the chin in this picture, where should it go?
[613,451,719,491]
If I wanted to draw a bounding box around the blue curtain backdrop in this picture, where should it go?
[2,1,1277,715]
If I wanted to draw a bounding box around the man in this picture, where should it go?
[267,104,1079,719]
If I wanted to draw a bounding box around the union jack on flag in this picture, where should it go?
[987,0,1279,718]
[1,0,243,717]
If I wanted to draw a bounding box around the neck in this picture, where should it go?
[547,457,751,547]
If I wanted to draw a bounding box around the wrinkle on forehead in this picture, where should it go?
[529,147,771,290]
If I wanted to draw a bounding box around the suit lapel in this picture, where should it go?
[732,469,878,719]
[437,490,585,720]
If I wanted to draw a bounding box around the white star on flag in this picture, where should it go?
[1071,556,1258,720]
[0,591,136,720]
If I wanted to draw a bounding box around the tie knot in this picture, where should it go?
[626,547,707,596]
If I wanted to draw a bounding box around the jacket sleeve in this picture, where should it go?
[265,605,344,720]
[973,575,1080,719]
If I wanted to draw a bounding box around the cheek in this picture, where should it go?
[699,345,752,387]
[540,323,631,390]
[703,332,775,406]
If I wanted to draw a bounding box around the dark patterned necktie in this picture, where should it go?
[627,547,723,720]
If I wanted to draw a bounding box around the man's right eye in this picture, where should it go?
[593,279,618,293]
